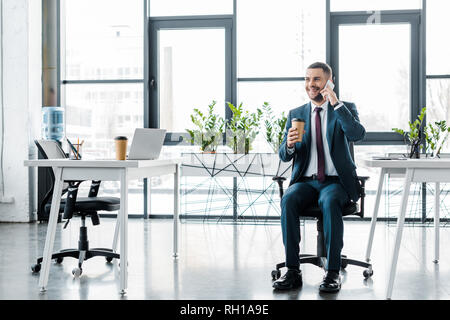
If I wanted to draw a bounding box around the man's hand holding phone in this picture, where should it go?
[320,80,339,106]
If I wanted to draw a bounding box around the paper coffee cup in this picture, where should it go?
[114,136,128,160]
[291,118,305,143]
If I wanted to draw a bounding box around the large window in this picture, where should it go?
[329,9,422,146]
[338,23,411,132]
[62,0,144,154]
[237,81,308,116]
[64,0,143,81]
[237,0,325,78]
[64,84,143,158]
[236,0,326,148]
[61,0,144,215]
[426,0,450,150]
[427,0,450,75]
[157,28,226,132]
[57,0,450,220]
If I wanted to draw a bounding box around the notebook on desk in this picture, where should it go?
[127,128,166,160]
[94,128,167,161]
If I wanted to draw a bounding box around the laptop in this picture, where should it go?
[127,128,167,160]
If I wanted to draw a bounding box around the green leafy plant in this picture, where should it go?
[392,107,426,158]
[226,102,263,154]
[424,120,450,157]
[261,102,287,153]
[185,100,224,152]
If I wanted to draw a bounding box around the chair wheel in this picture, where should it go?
[271,270,281,280]
[363,269,373,278]
[72,267,82,277]
[31,264,41,273]
[341,260,348,270]
[55,257,63,264]
[106,257,113,263]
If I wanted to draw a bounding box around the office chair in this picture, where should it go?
[271,143,373,280]
[31,139,120,277]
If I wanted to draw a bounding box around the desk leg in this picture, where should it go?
[386,168,413,300]
[365,168,386,263]
[119,169,128,295]
[112,217,120,252]
[173,163,180,258]
[434,182,440,263]
[146,178,151,219]
[38,167,64,292]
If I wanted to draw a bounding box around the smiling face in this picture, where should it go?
[305,68,331,103]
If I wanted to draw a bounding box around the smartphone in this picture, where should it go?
[317,80,335,101]
[325,79,335,90]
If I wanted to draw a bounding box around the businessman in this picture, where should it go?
[272,62,365,293]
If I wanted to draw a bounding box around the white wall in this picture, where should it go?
[0,0,42,222]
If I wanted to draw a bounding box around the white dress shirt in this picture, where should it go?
[287,100,340,177]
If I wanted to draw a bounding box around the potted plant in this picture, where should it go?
[424,120,450,158]
[185,100,224,153]
[392,107,426,158]
[261,102,287,153]
[226,102,263,154]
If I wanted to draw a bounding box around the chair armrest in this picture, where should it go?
[62,180,101,225]
[88,180,102,197]
[272,176,286,198]
[63,182,81,220]
[357,176,370,183]
[356,176,369,218]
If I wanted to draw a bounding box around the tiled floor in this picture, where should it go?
[1,218,449,300]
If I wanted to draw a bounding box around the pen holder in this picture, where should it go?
[69,144,82,160]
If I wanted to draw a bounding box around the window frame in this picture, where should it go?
[329,9,424,145]
[148,15,234,145]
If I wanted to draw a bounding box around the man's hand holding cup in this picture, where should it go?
[287,118,306,148]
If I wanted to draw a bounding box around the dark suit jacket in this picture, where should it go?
[278,101,366,202]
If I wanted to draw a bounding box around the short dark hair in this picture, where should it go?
[307,62,333,78]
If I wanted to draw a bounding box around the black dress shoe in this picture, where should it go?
[272,269,302,290]
[319,271,341,293]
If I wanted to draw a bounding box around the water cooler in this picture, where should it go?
[37,106,64,222]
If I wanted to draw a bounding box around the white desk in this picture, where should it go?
[24,158,182,295]
[363,158,450,299]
